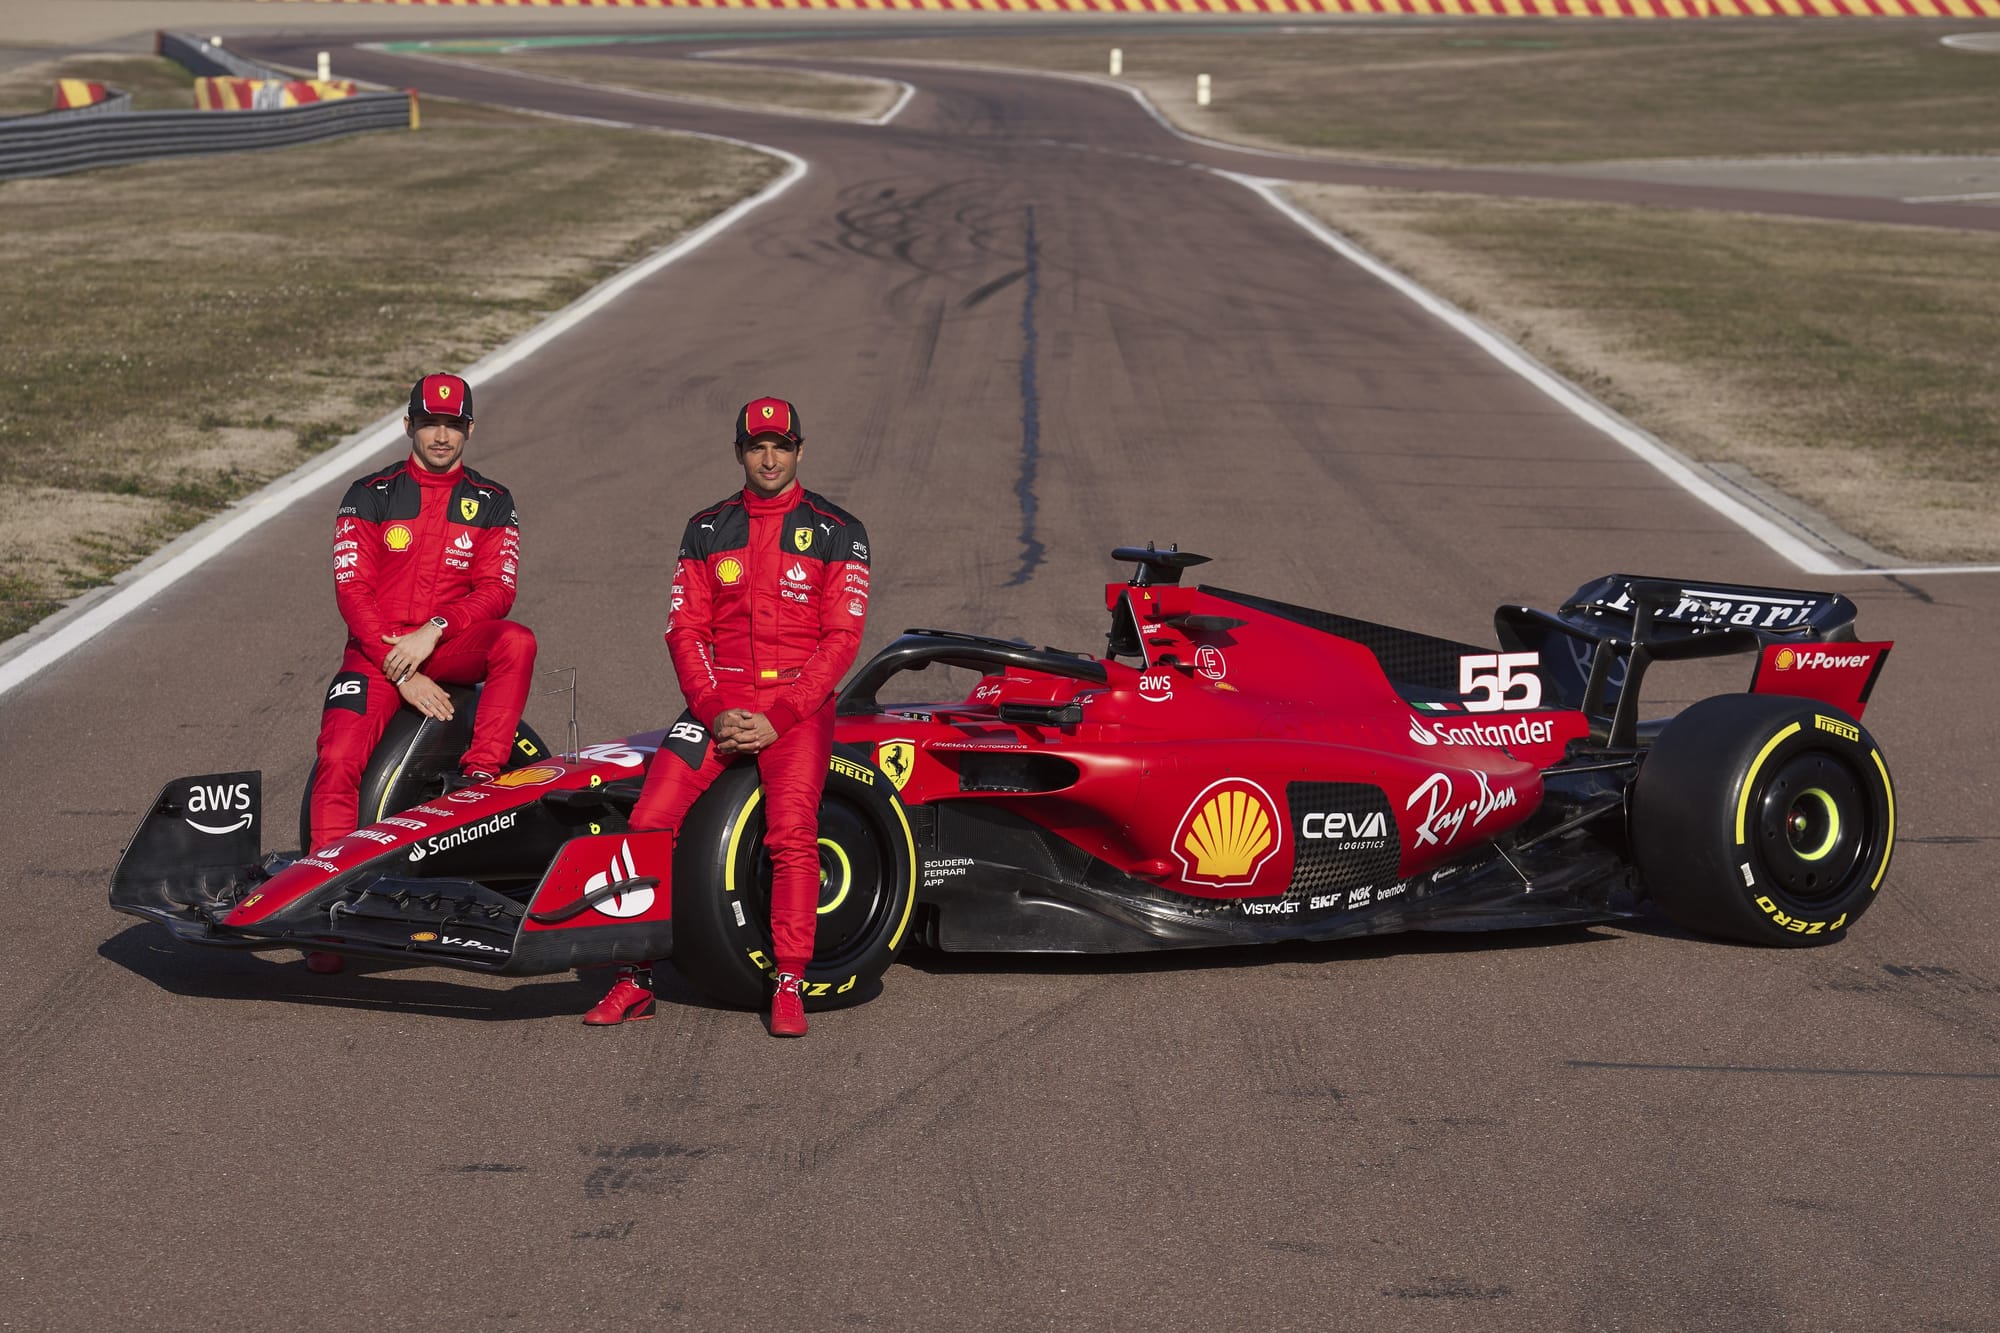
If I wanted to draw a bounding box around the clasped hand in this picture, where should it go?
[713,709,778,755]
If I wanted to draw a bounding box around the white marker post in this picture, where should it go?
[1196,73,1212,107]
[316,51,331,82]
[1110,48,1123,77]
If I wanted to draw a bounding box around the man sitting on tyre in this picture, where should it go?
[585,396,870,1037]
[311,373,537,921]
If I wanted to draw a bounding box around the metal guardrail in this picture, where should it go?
[0,96,412,181]
[0,33,410,182]
[157,31,282,81]
[27,91,137,123]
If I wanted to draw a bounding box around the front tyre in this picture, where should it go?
[1632,694,1894,946]
[297,684,549,849]
[671,747,918,1010]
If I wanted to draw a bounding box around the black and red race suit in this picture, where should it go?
[628,482,871,977]
[310,459,536,847]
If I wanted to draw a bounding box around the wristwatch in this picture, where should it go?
[428,615,449,632]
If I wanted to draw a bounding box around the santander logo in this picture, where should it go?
[586,840,653,918]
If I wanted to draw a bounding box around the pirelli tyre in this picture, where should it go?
[670,746,918,1011]
[296,683,550,849]
[1632,694,1894,946]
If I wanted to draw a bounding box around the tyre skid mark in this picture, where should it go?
[1006,204,1043,589]
[1568,1060,2000,1079]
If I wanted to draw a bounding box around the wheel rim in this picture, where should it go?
[1754,752,1867,908]
[742,797,896,973]
[1787,788,1841,862]
[817,836,855,915]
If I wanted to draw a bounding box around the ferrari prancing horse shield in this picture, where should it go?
[459,497,480,522]
[875,740,915,792]
[793,526,813,553]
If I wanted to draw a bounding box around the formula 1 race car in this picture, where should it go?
[112,546,1898,1010]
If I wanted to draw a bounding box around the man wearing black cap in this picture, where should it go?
[585,396,870,1037]
[309,373,537,875]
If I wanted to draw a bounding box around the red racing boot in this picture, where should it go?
[768,972,807,1038]
[583,966,655,1026]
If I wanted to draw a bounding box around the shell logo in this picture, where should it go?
[492,765,563,788]
[716,557,743,585]
[1775,647,1797,670]
[1172,778,1284,888]
[410,931,438,942]
[384,524,414,551]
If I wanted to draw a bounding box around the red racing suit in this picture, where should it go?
[310,458,536,846]
[628,482,871,977]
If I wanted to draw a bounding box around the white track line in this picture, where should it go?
[1233,174,1841,576]
[809,53,1317,161]
[692,47,917,126]
[1902,190,2000,204]
[1240,177,1999,578]
[1829,563,2000,576]
[1253,175,2000,580]
[968,61,1993,581]
[831,54,1999,580]
[380,44,916,127]
[0,128,806,703]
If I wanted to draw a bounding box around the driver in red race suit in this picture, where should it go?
[585,397,870,1037]
[311,372,537,870]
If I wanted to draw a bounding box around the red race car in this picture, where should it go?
[113,545,1897,1011]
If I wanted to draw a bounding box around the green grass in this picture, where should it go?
[0,569,62,643]
[0,98,780,643]
[0,54,196,115]
[434,47,902,121]
[809,22,2000,163]
[1299,188,2000,560]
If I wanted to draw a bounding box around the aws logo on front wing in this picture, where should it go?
[1172,779,1283,888]
[183,780,253,835]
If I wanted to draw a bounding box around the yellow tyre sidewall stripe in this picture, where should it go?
[1735,722,1801,846]
[720,773,917,951]
[1869,748,1895,891]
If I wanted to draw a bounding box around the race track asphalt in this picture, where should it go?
[2,26,1996,1331]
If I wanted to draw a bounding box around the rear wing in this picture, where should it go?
[1496,575,1890,745]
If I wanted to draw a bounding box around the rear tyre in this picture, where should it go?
[671,747,917,1011]
[1632,694,1894,946]
[297,683,549,848]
